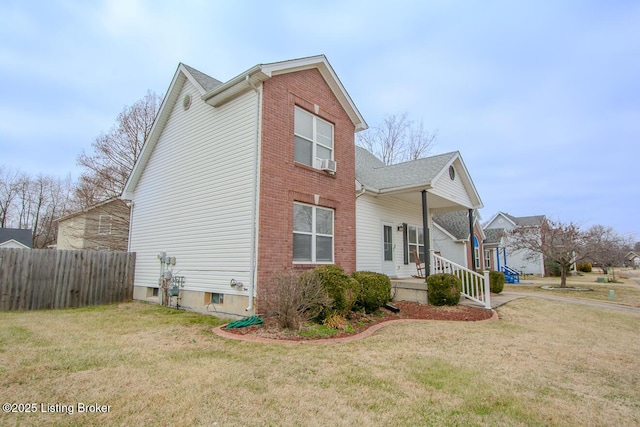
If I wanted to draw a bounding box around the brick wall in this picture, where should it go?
[256,68,356,308]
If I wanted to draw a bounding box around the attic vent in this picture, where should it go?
[449,165,455,180]
[183,94,192,111]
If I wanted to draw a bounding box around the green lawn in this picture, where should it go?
[1,300,639,426]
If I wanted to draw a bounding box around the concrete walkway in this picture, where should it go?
[486,291,640,315]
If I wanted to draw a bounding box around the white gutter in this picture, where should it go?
[246,75,261,312]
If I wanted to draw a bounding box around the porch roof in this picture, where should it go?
[355,146,483,210]
[355,147,456,191]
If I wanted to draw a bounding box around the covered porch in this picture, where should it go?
[355,147,490,309]
[391,252,492,309]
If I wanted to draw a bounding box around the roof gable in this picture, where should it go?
[0,228,33,248]
[355,147,483,209]
[484,211,545,230]
[123,55,365,199]
[202,55,366,132]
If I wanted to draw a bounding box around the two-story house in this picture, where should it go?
[483,211,546,277]
[56,197,130,251]
[123,55,490,317]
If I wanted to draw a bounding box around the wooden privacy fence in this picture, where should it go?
[0,249,136,311]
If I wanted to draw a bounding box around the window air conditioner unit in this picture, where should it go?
[319,158,337,173]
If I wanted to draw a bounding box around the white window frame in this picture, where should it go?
[98,215,112,235]
[294,106,334,168]
[407,225,425,263]
[293,202,334,264]
[484,249,492,270]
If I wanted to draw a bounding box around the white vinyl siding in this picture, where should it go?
[129,79,259,294]
[430,160,473,208]
[484,218,545,276]
[356,193,430,277]
[431,225,468,267]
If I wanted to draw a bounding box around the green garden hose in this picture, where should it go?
[225,315,264,330]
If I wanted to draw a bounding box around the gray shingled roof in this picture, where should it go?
[432,210,471,239]
[484,228,505,244]
[504,213,545,227]
[0,228,33,248]
[181,64,223,92]
[355,146,458,191]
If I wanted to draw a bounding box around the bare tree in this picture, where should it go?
[0,168,73,248]
[0,166,20,227]
[584,225,630,280]
[75,90,162,207]
[357,112,437,165]
[509,218,587,288]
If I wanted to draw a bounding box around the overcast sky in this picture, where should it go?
[1,0,638,240]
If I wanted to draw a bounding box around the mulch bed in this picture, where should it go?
[222,301,494,342]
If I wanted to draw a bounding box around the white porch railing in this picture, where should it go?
[431,252,492,309]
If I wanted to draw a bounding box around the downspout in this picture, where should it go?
[246,75,261,312]
[126,201,134,252]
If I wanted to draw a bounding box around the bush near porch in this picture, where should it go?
[427,273,461,306]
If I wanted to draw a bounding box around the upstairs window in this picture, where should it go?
[98,215,112,235]
[294,107,333,168]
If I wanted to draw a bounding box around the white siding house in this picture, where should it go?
[483,212,546,276]
[123,65,261,314]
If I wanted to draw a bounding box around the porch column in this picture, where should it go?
[421,190,430,278]
[468,209,476,271]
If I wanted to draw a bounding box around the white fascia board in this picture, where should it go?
[378,183,433,195]
[123,65,190,199]
[205,55,368,131]
[0,239,29,249]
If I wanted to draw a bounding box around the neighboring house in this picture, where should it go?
[431,210,486,271]
[0,228,33,249]
[482,228,505,271]
[354,147,484,279]
[56,198,130,251]
[483,212,546,276]
[122,55,488,317]
[625,251,640,268]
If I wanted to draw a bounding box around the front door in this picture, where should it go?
[382,224,395,277]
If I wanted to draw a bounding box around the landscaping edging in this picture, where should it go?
[212,309,499,345]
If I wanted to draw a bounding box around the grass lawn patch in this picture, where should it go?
[0,300,639,426]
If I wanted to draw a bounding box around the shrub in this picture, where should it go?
[352,271,392,313]
[427,273,461,306]
[577,263,592,273]
[260,270,332,330]
[489,271,505,294]
[302,265,361,320]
